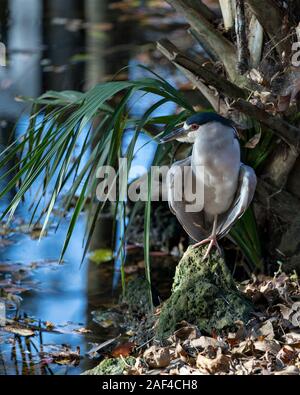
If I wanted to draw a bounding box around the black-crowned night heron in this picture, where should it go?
[160,112,257,260]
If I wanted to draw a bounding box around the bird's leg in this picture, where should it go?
[192,215,222,259]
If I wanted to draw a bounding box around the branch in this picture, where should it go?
[188,28,219,62]
[235,0,249,74]
[231,99,300,152]
[177,66,226,113]
[219,0,235,31]
[157,40,227,112]
[248,15,264,67]
[158,40,300,152]
[157,39,247,102]
[166,0,240,83]
[246,0,290,57]
[190,73,228,112]
[182,0,216,22]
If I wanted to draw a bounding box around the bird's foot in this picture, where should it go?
[192,236,222,260]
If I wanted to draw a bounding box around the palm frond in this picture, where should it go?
[0,72,269,288]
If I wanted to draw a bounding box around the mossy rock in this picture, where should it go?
[82,356,136,375]
[156,246,253,339]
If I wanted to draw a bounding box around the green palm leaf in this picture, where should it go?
[0,73,267,289]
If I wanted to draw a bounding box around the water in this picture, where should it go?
[0,0,184,375]
[0,217,107,375]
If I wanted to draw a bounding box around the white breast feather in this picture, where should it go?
[191,122,240,216]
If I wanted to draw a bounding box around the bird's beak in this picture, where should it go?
[159,127,187,143]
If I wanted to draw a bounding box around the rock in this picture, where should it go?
[156,246,253,339]
[122,277,153,315]
[82,356,136,375]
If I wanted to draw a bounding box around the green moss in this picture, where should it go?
[82,356,136,375]
[122,277,152,315]
[156,246,253,339]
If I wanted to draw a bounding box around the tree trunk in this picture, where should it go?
[158,0,300,272]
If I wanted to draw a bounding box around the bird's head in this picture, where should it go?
[160,112,234,144]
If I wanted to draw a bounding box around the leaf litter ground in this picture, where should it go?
[86,270,300,375]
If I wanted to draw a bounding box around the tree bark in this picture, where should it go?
[159,0,300,271]
[246,0,291,58]
[235,0,249,74]
[167,0,242,83]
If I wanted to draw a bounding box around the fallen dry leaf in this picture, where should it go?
[249,68,265,85]
[174,321,200,341]
[276,345,297,365]
[111,342,135,357]
[4,325,35,337]
[196,353,230,374]
[256,320,275,340]
[45,321,55,330]
[274,366,300,375]
[143,346,171,369]
[277,303,293,320]
[175,343,188,362]
[245,132,261,149]
[191,336,223,350]
[232,340,254,355]
[284,331,300,344]
[73,327,91,334]
[40,345,80,366]
[226,331,242,348]
[254,340,281,355]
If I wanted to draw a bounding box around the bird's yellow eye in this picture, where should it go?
[191,124,198,131]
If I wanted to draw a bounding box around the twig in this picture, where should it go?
[136,336,155,351]
[157,39,247,101]
[30,339,54,375]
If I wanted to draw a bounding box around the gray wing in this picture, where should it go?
[216,163,257,239]
[167,157,210,242]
